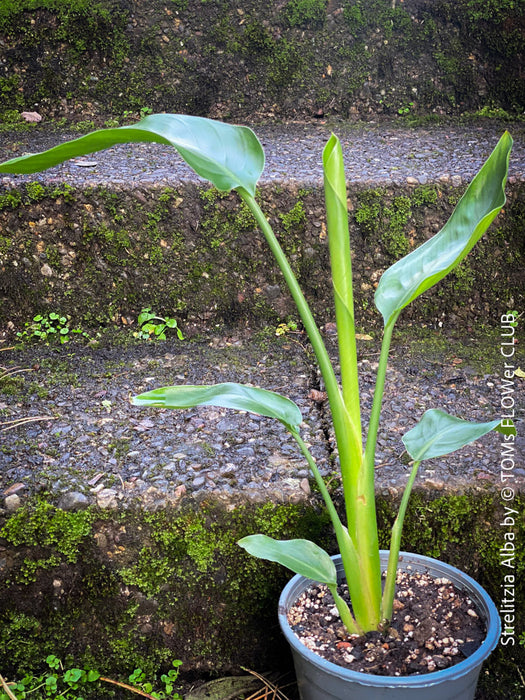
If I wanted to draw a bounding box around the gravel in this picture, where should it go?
[1,120,524,190]
[1,331,522,511]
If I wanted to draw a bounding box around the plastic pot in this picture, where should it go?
[278,550,500,700]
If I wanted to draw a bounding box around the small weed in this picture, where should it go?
[0,656,183,699]
[275,320,298,337]
[121,109,136,122]
[139,106,153,120]
[506,309,520,327]
[128,661,182,698]
[134,308,184,341]
[16,313,91,345]
[397,101,414,115]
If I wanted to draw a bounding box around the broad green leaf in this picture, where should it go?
[402,408,511,462]
[238,534,337,584]
[375,132,512,326]
[0,114,265,197]
[131,382,302,431]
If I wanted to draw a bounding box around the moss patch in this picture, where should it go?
[0,496,332,679]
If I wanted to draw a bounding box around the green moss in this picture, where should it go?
[0,0,129,55]
[26,181,47,201]
[0,374,25,395]
[266,39,305,91]
[382,195,412,257]
[354,189,412,258]
[0,488,524,686]
[0,190,22,211]
[240,20,275,56]
[354,185,448,261]
[120,501,332,600]
[445,261,476,295]
[1,612,43,666]
[354,189,383,236]
[343,0,414,46]
[412,185,438,207]
[0,499,95,563]
[0,76,24,117]
[0,0,522,122]
[45,244,61,269]
[51,184,76,203]
[1,178,522,333]
[283,0,328,28]
[279,200,307,232]
[0,183,78,213]
[378,491,525,582]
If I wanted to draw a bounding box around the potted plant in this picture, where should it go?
[0,116,513,698]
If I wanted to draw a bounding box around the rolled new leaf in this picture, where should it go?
[238,534,337,585]
[322,134,361,436]
[402,408,508,462]
[131,382,302,432]
[0,114,265,197]
[375,131,513,327]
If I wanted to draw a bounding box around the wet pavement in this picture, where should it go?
[1,120,524,190]
[1,330,523,511]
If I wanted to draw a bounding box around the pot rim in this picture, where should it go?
[278,550,501,689]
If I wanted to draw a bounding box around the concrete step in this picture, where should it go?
[1,122,524,333]
[1,332,522,509]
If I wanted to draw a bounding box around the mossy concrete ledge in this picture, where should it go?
[0,0,523,122]
[1,178,524,332]
[0,490,523,695]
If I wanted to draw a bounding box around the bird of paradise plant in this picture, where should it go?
[0,115,513,634]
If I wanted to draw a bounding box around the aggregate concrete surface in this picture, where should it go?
[0,120,524,190]
[1,330,523,511]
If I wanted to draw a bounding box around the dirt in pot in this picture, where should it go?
[287,569,487,676]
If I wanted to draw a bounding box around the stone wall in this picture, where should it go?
[0,0,523,124]
[1,180,524,332]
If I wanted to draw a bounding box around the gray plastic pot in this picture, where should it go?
[278,550,500,700]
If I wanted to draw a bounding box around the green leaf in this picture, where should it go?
[402,409,509,462]
[375,132,513,326]
[0,114,265,197]
[238,534,337,584]
[46,655,60,669]
[64,669,83,684]
[132,382,302,431]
